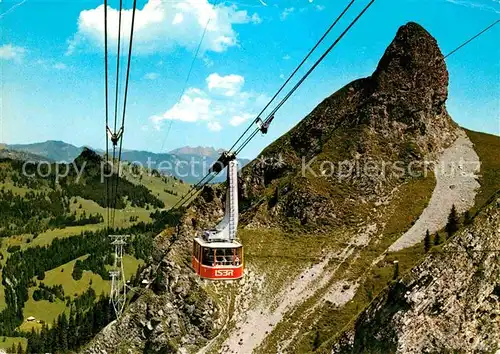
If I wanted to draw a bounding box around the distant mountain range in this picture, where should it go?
[169,146,225,158]
[7,140,83,162]
[5,141,250,183]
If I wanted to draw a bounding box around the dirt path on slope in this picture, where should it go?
[389,130,480,252]
[211,246,355,354]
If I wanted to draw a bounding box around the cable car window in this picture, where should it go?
[202,247,213,266]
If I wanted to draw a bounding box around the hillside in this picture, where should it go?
[7,141,249,184]
[0,149,189,352]
[0,149,52,163]
[79,21,500,354]
[331,190,500,353]
[7,141,84,162]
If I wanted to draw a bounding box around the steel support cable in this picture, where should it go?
[156,0,222,213]
[104,0,111,233]
[235,127,259,156]
[109,0,124,227]
[235,0,376,156]
[169,172,214,210]
[111,0,138,228]
[160,0,222,153]
[228,0,356,153]
[444,19,499,59]
[113,0,124,133]
[174,173,218,210]
[168,0,375,213]
[169,0,357,213]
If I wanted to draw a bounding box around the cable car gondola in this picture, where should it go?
[192,153,244,280]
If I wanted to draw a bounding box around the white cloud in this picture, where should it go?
[172,13,184,24]
[0,44,26,60]
[144,72,160,80]
[53,62,67,70]
[315,5,326,11]
[280,7,294,20]
[207,121,222,132]
[230,113,254,126]
[282,54,291,60]
[151,88,212,129]
[206,73,244,97]
[445,0,500,13]
[250,13,262,24]
[151,73,267,132]
[67,0,261,55]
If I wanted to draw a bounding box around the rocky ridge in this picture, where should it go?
[332,191,500,353]
[240,22,457,230]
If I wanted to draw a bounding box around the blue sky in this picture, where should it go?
[1,0,499,159]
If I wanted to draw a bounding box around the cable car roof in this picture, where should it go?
[194,237,242,248]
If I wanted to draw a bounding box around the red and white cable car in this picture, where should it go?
[192,152,244,280]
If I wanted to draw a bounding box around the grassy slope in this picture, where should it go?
[306,130,500,352]
[20,255,142,331]
[465,129,500,211]
[240,228,350,307]
[0,160,185,319]
[0,337,27,352]
[258,173,436,353]
[121,165,190,209]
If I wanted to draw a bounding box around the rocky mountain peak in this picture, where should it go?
[278,22,455,162]
[372,22,449,118]
[237,22,458,228]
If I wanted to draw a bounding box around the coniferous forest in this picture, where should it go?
[0,152,185,353]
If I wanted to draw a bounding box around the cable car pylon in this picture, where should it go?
[109,234,129,317]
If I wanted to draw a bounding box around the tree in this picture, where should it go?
[312,330,321,350]
[393,261,400,280]
[424,229,431,253]
[434,232,441,246]
[445,204,460,238]
[464,210,473,225]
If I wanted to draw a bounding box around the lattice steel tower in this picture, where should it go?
[109,234,129,318]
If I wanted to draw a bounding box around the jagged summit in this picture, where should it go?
[374,22,448,95]
[372,22,449,124]
[285,22,454,159]
[238,22,458,228]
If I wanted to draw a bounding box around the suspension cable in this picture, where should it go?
[104,0,110,232]
[113,0,124,133]
[170,0,375,212]
[444,19,499,59]
[169,172,214,210]
[112,0,138,227]
[160,0,222,153]
[108,0,124,227]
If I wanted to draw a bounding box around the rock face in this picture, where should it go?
[240,22,457,229]
[332,191,500,353]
